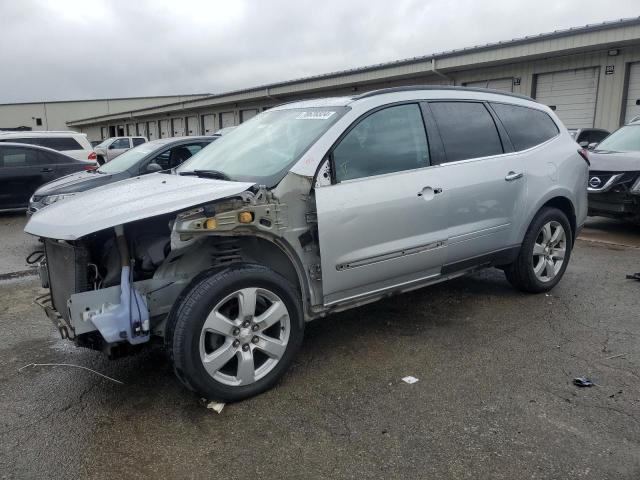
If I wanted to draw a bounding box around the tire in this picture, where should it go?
[505,207,573,293]
[167,263,304,402]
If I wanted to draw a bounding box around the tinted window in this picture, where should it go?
[333,104,429,182]
[430,102,503,163]
[0,147,39,167]
[152,150,171,170]
[132,137,145,147]
[589,130,609,143]
[491,103,559,151]
[111,138,130,149]
[40,137,84,151]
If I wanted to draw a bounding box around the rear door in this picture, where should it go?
[0,146,51,209]
[426,101,527,267]
[315,103,449,305]
[107,137,131,161]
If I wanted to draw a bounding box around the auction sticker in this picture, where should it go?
[296,111,336,120]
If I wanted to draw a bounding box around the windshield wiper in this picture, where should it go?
[179,169,232,181]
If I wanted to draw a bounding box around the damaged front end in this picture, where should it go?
[588,170,640,223]
[25,173,273,357]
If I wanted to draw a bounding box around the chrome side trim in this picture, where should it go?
[335,240,446,271]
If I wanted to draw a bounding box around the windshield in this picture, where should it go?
[596,125,640,152]
[94,138,113,149]
[177,107,347,184]
[98,142,158,173]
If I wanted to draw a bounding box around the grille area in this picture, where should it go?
[44,239,90,322]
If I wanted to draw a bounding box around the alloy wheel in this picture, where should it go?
[532,221,566,282]
[199,287,290,386]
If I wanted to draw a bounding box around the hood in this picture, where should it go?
[33,171,123,196]
[589,150,640,172]
[25,173,254,240]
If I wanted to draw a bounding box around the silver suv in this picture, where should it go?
[25,87,588,401]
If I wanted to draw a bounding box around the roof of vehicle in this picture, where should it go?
[0,141,85,159]
[0,130,84,137]
[273,86,535,111]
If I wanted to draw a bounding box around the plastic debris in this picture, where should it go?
[18,363,124,384]
[573,377,594,387]
[401,376,419,384]
[205,401,225,414]
[626,272,640,281]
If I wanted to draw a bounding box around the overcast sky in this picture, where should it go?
[0,0,638,103]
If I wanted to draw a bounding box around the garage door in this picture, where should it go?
[172,118,184,136]
[535,67,599,129]
[202,114,216,135]
[159,120,170,138]
[186,116,198,135]
[240,109,259,123]
[137,122,147,138]
[220,112,235,128]
[147,121,158,140]
[126,123,135,136]
[623,62,640,123]
[464,78,513,92]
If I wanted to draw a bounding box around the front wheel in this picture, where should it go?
[168,264,304,402]
[505,207,572,293]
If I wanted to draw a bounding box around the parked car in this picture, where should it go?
[0,131,96,163]
[568,128,610,148]
[25,87,587,401]
[93,136,147,165]
[28,136,216,214]
[0,143,95,212]
[587,119,640,223]
[90,140,102,148]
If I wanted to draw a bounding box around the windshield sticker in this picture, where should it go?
[296,111,336,120]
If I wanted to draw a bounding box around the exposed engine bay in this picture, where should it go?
[34,180,320,357]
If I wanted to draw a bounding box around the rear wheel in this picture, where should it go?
[505,207,572,293]
[168,264,303,402]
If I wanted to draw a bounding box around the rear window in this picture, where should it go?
[0,137,84,151]
[491,103,559,151]
[429,102,503,163]
[132,137,145,147]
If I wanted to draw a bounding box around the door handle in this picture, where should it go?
[417,186,443,198]
[505,171,523,181]
[40,168,53,173]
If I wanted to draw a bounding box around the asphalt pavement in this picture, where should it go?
[0,214,639,479]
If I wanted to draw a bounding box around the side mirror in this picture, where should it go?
[146,162,162,173]
[587,142,598,150]
[578,141,589,148]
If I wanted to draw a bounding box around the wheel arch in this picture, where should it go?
[519,190,577,245]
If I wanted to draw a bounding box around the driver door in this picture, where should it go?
[315,103,450,305]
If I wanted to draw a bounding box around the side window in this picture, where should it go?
[111,138,131,149]
[185,144,204,155]
[151,150,171,170]
[169,145,196,168]
[40,137,84,151]
[332,103,429,182]
[132,137,145,147]
[590,130,609,143]
[491,103,559,151]
[0,148,39,167]
[39,150,69,164]
[429,102,503,163]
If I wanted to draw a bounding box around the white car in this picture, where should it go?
[93,136,147,165]
[0,131,96,163]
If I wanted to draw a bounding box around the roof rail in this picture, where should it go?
[0,130,80,135]
[353,85,533,102]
